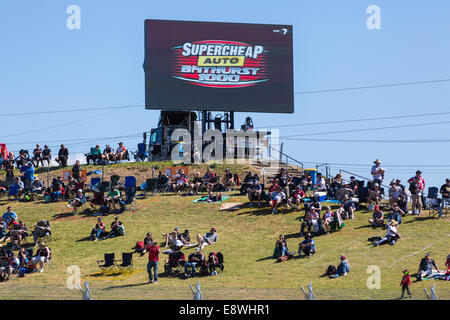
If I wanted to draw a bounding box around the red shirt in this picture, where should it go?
[147,245,160,262]
[400,274,410,285]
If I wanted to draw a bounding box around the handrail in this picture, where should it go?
[339,168,389,188]
[269,145,304,170]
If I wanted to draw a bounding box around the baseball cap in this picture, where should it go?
[416,170,422,174]
[211,227,216,232]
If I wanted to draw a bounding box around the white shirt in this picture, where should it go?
[317,177,326,189]
[371,164,384,181]
[386,225,398,237]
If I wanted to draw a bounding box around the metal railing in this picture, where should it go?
[269,145,304,171]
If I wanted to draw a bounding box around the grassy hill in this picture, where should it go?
[0,162,448,300]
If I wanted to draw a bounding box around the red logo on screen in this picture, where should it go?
[172,40,269,88]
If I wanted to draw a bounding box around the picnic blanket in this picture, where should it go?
[220,203,242,211]
[192,195,230,203]
[303,198,341,204]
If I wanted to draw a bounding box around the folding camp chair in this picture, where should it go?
[116,252,133,273]
[7,185,20,200]
[90,177,101,190]
[123,178,137,211]
[97,253,116,273]
[145,178,158,196]
[110,175,120,189]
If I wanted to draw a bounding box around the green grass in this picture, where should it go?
[0,164,448,300]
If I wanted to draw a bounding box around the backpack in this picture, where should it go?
[326,265,337,276]
[135,241,144,250]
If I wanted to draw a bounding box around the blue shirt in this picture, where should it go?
[24,166,35,181]
[2,211,18,223]
[301,239,316,252]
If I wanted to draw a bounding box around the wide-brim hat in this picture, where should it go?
[390,220,398,226]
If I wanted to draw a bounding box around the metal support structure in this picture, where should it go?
[190,282,203,300]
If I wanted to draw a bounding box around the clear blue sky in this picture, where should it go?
[1,0,450,188]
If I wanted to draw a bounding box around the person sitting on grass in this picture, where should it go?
[417,253,440,280]
[32,220,51,246]
[50,178,63,201]
[184,248,204,277]
[9,220,28,250]
[202,168,217,193]
[287,185,305,211]
[188,172,203,196]
[55,144,69,167]
[367,183,381,210]
[322,206,335,235]
[156,171,170,191]
[329,254,350,278]
[368,205,384,228]
[72,160,82,182]
[42,145,51,167]
[139,232,155,255]
[247,179,262,208]
[197,227,218,251]
[162,227,180,248]
[0,217,7,243]
[103,216,125,239]
[373,220,402,246]
[273,235,291,259]
[90,217,107,241]
[178,229,191,247]
[298,234,316,258]
[223,168,234,192]
[171,169,188,193]
[387,204,404,225]
[115,142,127,162]
[30,177,45,194]
[300,207,320,237]
[2,206,18,225]
[208,251,220,276]
[31,241,51,273]
[0,252,20,281]
[341,195,355,220]
[106,186,121,212]
[268,186,286,214]
[32,144,43,168]
[13,177,25,198]
[102,144,115,163]
[66,189,87,215]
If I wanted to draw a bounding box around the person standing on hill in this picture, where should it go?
[146,241,161,284]
[400,270,412,298]
[371,159,385,186]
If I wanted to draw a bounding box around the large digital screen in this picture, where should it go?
[144,19,294,113]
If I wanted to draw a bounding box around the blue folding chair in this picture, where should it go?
[124,176,136,189]
[8,185,20,200]
[91,177,101,189]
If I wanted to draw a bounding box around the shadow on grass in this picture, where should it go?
[403,216,435,224]
[75,236,92,242]
[102,282,149,290]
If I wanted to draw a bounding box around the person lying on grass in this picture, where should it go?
[66,189,87,215]
[298,234,316,258]
[162,227,180,248]
[329,254,350,278]
[373,220,402,247]
[197,227,218,251]
[368,205,384,228]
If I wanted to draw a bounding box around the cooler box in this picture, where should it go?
[313,191,327,202]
